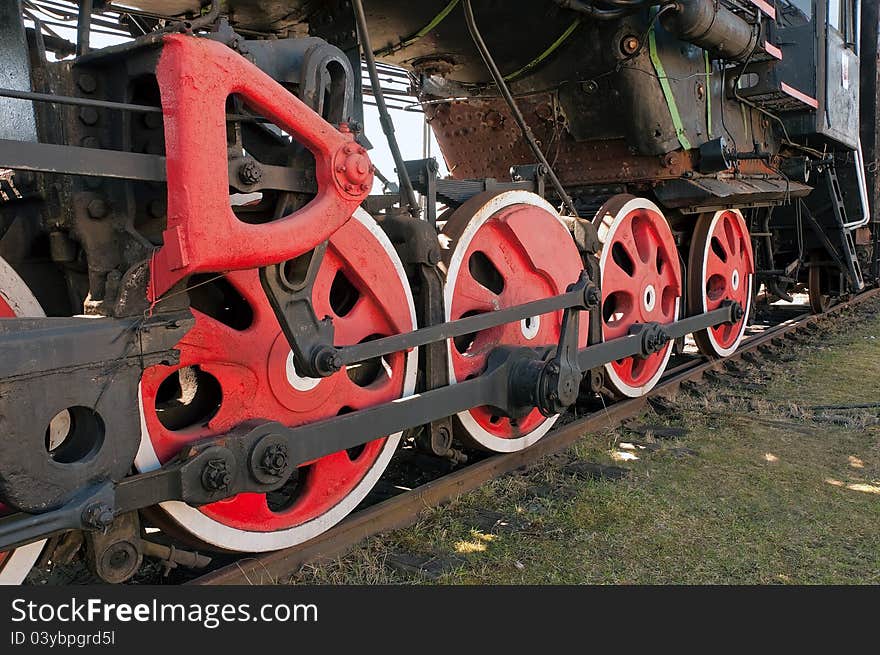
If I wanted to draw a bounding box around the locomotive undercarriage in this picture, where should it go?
[0,0,876,583]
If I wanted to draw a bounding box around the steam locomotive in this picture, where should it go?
[0,0,875,583]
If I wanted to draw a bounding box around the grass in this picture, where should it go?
[290,300,880,584]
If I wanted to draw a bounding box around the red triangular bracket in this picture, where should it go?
[149,35,373,301]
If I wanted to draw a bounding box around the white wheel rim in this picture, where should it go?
[443,191,569,452]
[700,209,752,358]
[135,209,418,552]
[596,197,681,398]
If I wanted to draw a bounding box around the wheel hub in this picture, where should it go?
[643,283,657,312]
[283,352,322,392]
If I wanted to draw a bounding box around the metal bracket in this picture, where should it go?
[259,242,337,378]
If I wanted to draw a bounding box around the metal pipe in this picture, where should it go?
[75,0,90,56]
[844,141,871,229]
[352,0,420,217]
[660,0,758,61]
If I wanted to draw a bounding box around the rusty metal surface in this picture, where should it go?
[190,286,880,585]
[425,95,699,187]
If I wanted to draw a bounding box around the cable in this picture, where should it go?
[462,0,578,217]
[352,0,420,217]
[374,0,460,57]
[503,17,582,82]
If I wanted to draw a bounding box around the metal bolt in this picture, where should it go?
[87,198,108,219]
[260,444,289,478]
[148,198,167,219]
[237,160,263,186]
[621,35,640,55]
[82,502,115,530]
[77,74,97,94]
[81,136,100,149]
[201,459,232,492]
[143,112,163,130]
[79,107,99,125]
[359,183,370,192]
[344,183,354,192]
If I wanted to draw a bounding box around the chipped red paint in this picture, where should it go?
[149,35,372,300]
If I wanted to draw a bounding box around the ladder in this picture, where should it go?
[823,165,865,291]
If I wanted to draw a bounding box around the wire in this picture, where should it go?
[374,0,460,57]
[462,0,578,217]
[352,0,420,217]
[503,17,582,82]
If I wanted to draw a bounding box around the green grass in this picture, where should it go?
[291,301,880,585]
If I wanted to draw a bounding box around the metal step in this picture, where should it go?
[824,166,865,291]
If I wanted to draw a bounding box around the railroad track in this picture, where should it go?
[190,287,880,585]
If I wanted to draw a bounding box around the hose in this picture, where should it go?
[462,0,579,216]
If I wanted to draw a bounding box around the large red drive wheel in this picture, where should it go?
[594,195,682,397]
[136,209,417,552]
[688,209,754,357]
[0,258,46,584]
[441,190,587,452]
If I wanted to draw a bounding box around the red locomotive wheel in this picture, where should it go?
[136,209,417,552]
[441,190,587,452]
[594,195,682,397]
[688,209,754,357]
[0,258,47,584]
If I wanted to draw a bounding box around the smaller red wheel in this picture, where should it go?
[808,249,836,314]
[594,195,682,397]
[688,209,754,357]
[442,190,587,452]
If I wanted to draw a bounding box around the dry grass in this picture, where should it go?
[289,301,880,585]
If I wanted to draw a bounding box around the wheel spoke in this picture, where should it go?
[442,193,585,450]
[138,210,414,551]
[597,197,681,397]
[451,268,499,313]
